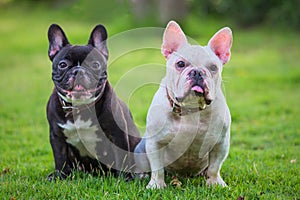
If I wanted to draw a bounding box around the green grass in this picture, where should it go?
[0,2,299,199]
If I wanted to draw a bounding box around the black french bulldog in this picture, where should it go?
[46,24,140,180]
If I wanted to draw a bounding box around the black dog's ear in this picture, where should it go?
[48,24,69,61]
[88,24,108,59]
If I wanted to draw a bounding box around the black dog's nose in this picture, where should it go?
[71,67,90,89]
[73,68,86,76]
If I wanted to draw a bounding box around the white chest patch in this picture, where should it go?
[58,116,101,158]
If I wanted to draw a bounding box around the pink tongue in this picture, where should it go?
[74,85,84,91]
[191,85,204,93]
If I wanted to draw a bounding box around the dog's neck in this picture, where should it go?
[165,88,203,116]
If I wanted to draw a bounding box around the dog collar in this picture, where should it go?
[56,86,104,118]
[166,88,203,116]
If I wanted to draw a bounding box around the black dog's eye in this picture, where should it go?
[209,64,218,72]
[176,61,186,69]
[58,61,68,70]
[91,61,101,70]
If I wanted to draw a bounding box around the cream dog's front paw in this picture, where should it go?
[206,175,227,187]
[146,178,167,189]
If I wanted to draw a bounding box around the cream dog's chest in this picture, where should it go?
[157,114,221,175]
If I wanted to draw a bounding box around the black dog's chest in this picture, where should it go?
[58,116,103,158]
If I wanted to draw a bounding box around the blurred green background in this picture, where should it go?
[0,0,299,199]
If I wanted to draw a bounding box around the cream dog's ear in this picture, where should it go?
[161,21,187,58]
[208,27,233,65]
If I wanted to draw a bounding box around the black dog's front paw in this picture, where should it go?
[47,170,70,181]
[117,171,136,182]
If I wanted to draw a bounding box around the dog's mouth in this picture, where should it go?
[175,85,212,110]
[56,81,106,104]
[62,84,100,98]
[191,85,205,97]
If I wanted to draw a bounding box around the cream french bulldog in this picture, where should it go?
[134,21,233,189]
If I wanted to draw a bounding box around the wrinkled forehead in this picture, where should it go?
[53,45,105,64]
[174,45,218,66]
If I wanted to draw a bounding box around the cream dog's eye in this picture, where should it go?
[176,61,186,69]
[209,64,218,72]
